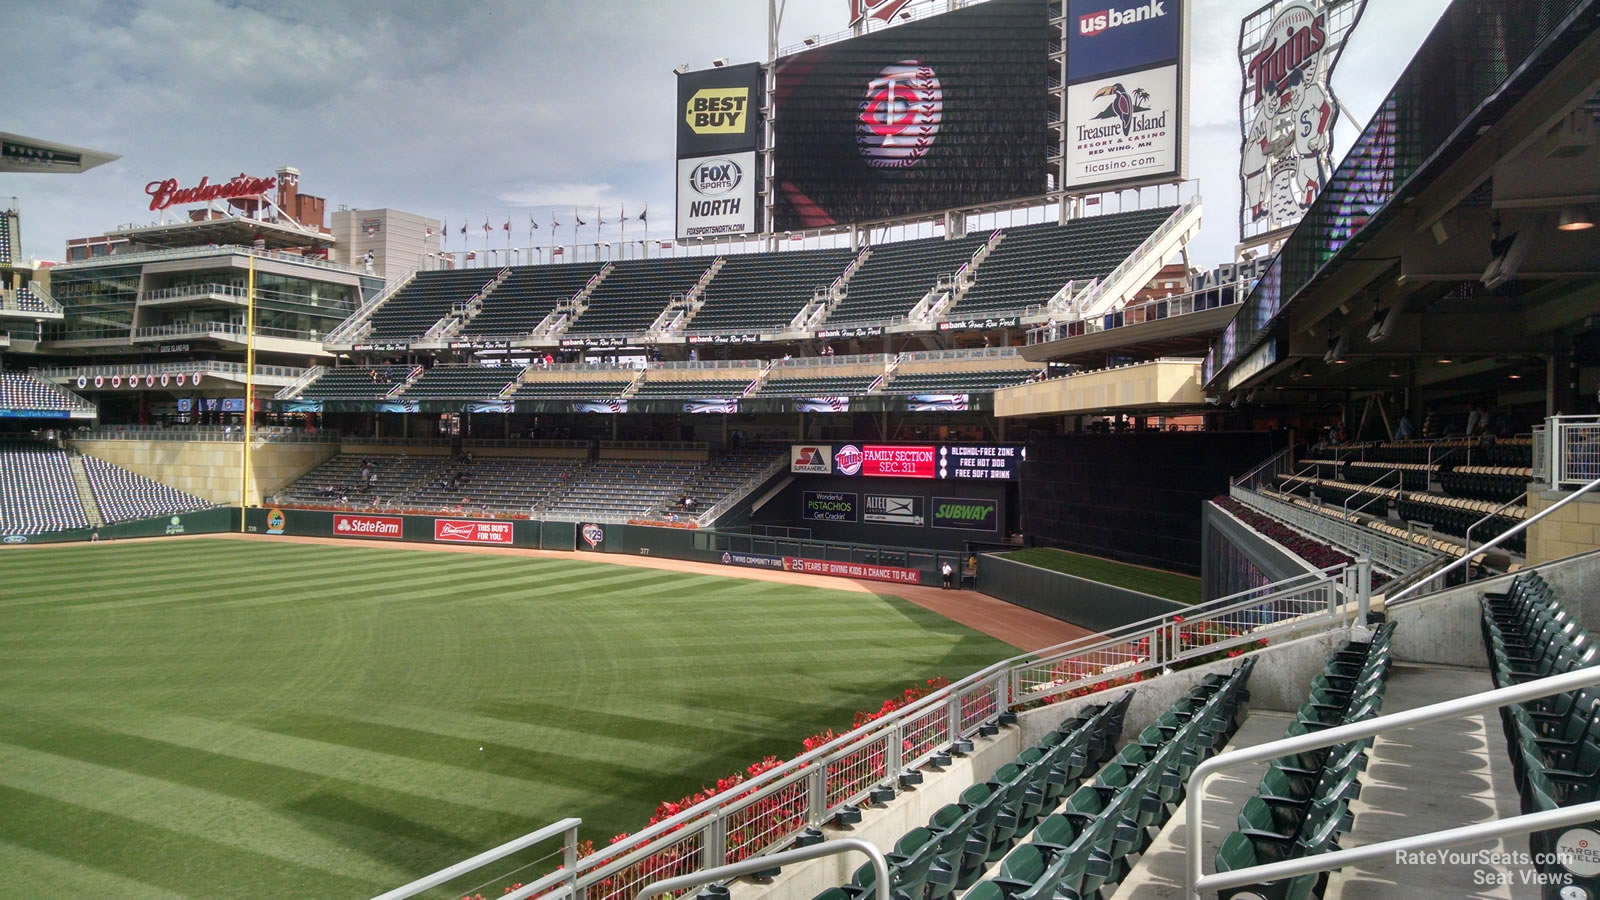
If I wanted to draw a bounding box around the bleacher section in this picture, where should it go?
[512,372,635,400]
[463,263,605,338]
[402,365,520,399]
[881,368,1039,395]
[957,209,1176,315]
[653,447,784,518]
[1,371,87,412]
[277,454,444,506]
[825,663,1255,900]
[1482,571,1600,897]
[631,376,755,399]
[0,440,91,534]
[543,460,702,520]
[689,248,855,335]
[1276,439,1534,554]
[757,374,879,397]
[298,367,409,399]
[565,258,711,337]
[366,269,499,341]
[403,457,583,514]
[1212,625,1394,898]
[79,456,214,523]
[828,233,989,325]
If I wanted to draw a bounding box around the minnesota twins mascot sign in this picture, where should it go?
[1238,0,1366,241]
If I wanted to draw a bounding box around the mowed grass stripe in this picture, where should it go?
[0,539,1014,895]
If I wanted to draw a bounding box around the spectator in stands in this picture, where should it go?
[1465,400,1487,437]
[941,561,954,590]
[1395,412,1415,441]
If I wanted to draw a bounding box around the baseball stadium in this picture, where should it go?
[2,0,1600,898]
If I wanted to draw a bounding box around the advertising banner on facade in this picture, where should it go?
[937,444,1022,479]
[1064,64,1181,189]
[931,497,999,531]
[791,444,833,474]
[782,556,923,584]
[333,513,404,539]
[676,62,762,157]
[1066,0,1182,82]
[803,490,859,522]
[433,518,514,545]
[720,550,786,570]
[864,494,925,526]
[676,150,759,240]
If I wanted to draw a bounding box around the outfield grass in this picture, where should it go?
[0,539,1014,897]
[1000,547,1202,604]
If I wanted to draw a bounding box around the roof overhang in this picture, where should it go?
[109,216,335,251]
[0,132,119,174]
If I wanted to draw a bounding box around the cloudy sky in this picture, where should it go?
[3,0,1449,269]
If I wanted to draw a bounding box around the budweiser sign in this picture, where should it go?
[434,518,514,545]
[145,173,277,211]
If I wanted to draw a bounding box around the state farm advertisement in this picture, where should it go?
[333,514,404,540]
[434,518,514,545]
[783,556,923,584]
[862,444,937,478]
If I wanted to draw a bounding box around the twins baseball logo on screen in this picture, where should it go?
[858,61,942,170]
[581,523,605,548]
[834,444,864,476]
[847,0,913,27]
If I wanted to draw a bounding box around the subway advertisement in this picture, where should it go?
[771,0,1048,230]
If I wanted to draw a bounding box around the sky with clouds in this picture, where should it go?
[3,0,1450,269]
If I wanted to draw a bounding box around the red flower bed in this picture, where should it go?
[1213,497,1390,588]
[463,678,952,900]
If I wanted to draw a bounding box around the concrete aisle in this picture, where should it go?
[1326,663,1524,900]
[1112,710,1297,899]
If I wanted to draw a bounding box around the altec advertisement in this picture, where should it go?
[333,514,403,539]
[783,557,923,585]
[1064,0,1187,190]
[433,518,514,545]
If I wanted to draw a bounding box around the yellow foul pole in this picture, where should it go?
[240,257,257,529]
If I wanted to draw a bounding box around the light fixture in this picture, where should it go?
[1509,373,1523,380]
[1436,358,1453,364]
[803,34,819,45]
[711,57,728,68]
[1557,205,1594,231]
[672,64,689,74]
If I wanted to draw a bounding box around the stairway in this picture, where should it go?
[67,454,105,528]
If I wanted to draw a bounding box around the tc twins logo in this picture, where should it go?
[857,61,942,169]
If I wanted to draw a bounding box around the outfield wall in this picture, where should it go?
[241,509,967,585]
[975,552,1186,631]
[1,507,239,545]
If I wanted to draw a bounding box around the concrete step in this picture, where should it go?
[1325,663,1522,900]
[1111,709,1297,899]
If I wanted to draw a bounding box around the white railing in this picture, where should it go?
[38,360,308,381]
[770,352,891,369]
[652,358,764,370]
[128,321,321,342]
[1185,665,1600,899]
[374,818,582,900]
[22,281,65,314]
[1230,484,1436,574]
[1065,194,1202,319]
[900,346,1024,364]
[1027,275,1247,345]
[694,453,790,526]
[275,365,326,400]
[1545,414,1600,490]
[52,243,362,275]
[326,266,419,345]
[430,562,1364,900]
[21,368,96,411]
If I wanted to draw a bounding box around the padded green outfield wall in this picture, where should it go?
[1,507,240,546]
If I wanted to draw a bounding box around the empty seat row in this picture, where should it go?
[828,233,990,325]
[882,369,1039,395]
[758,375,879,397]
[366,269,500,340]
[565,258,711,337]
[0,371,84,411]
[299,367,409,399]
[631,377,755,399]
[956,209,1175,316]
[0,440,91,534]
[402,366,520,399]
[690,248,856,335]
[463,263,605,338]
[80,455,214,523]
[1483,573,1600,895]
[1213,625,1394,899]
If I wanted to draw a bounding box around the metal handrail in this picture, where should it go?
[1387,474,1600,605]
[1343,467,1402,518]
[693,453,788,527]
[373,817,581,900]
[636,838,890,900]
[1465,490,1529,555]
[1185,666,1600,898]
